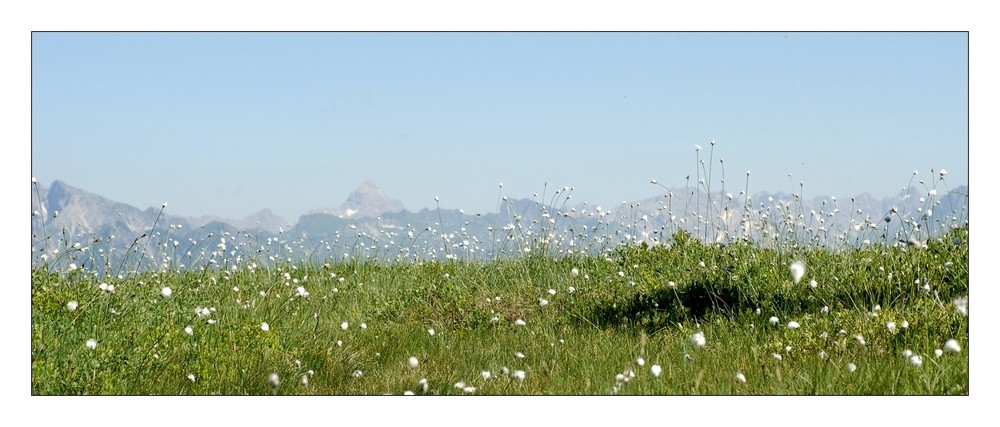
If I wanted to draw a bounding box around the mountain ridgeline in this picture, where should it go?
[31,179,970,273]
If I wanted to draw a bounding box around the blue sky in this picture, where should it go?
[31,32,968,222]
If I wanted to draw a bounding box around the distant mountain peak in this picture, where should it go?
[307,180,406,219]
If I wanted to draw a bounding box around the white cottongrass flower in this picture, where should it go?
[539,298,549,307]
[407,356,419,369]
[772,353,783,361]
[341,322,349,330]
[790,261,805,284]
[855,334,866,346]
[902,349,913,358]
[769,316,780,325]
[821,306,829,315]
[187,374,196,382]
[184,326,193,335]
[260,322,270,332]
[651,364,662,377]
[953,297,968,316]
[636,357,645,367]
[86,338,97,350]
[418,378,428,393]
[300,374,309,387]
[427,328,435,336]
[98,283,115,293]
[360,323,367,330]
[944,339,962,353]
[690,331,706,347]
[161,287,172,298]
[787,321,800,330]
[268,373,280,388]
[901,320,909,329]
[909,354,923,367]
[453,381,466,389]
[939,169,948,177]
[571,268,580,276]
[513,370,526,381]
[736,372,747,383]
[568,286,576,293]
[462,386,476,394]
[67,301,78,311]
[481,371,491,380]
[352,370,363,378]
[515,351,526,359]
[886,322,896,333]
[548,289,556,296]
[935,349,944,357]
[847,363,857,373]
[808,279,817,288]
[402,390,413,395]
[295,286,309,297]
[514,319,526,326]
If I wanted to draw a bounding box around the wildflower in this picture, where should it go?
[909,355,923,367]
[568,286,576,293]
[482,371,491,380]
[736,372,747,383]
[300,374,309,387]
[341,322,349,330]
[539,298,549,306]
[698,261,706,268]
[515,352,526,359]
[821,306,829,315]
[360,323,367,330]
[408,356,419,369]
[886,322,896,333]
[548,289,556,296]
[790,261,805,284]
[636,357,645,367]
[402,390,413,395]
[68,263,77,271]
[901,320,909,329]
[427,328,435,336]
[651,364,662,377]
[161,287,172,298]
[855,334,866,346]
[187,374,196,382]
[418,378,429,393]
[953,297,968,316]
[462,386,476,394]
[772,353,783,361]
[184,326,193,335]
[514,319,526,326]
[690,331,706,347]
[260,322,270,332]
[352,370,363,378]
[808,279,817,288]
[513,370,526,380]
[571,268,580,276]
[268,373,280,388]
[453,381,466,389]
[86,338,97,350]
[769,316,779,325]
[787,321,800,330]
[939,169,948,178]
[847,363,857,373]
[935,349,944,357]
[902,349,913,358]
[98,283,114,293]
[668,281,676,289]
[66,301,78,311]
[295,286,309,297]
[944,339,961,353]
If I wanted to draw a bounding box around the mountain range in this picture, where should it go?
[31,179,969,271]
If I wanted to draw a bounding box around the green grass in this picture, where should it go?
[30,226,968,395]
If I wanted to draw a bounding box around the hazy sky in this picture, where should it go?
[31,32,968,222]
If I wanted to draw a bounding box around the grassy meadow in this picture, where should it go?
[31,224,969,395]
